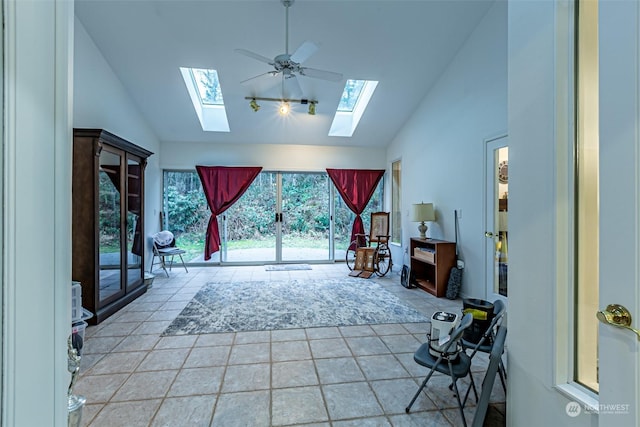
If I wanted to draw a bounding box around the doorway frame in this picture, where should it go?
[484,133,508,303]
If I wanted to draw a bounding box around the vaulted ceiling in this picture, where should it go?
[75,0,494,147]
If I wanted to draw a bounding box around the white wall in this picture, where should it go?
[160,141,386,172]
[74,17,162,268]
[386,0,507,297]
[507,0,595,425]
[2,1,73,425]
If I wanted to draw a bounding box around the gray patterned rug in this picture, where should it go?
[162,278,429,335]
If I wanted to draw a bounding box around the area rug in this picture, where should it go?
[264,264,312,271]
[162,278,429,335]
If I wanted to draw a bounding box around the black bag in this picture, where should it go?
[400,265,415,288]
[446,267,462,299]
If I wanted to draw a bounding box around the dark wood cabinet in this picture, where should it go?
[410,238,456,297]
[72,129,153,324]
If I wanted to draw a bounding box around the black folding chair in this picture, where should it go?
[462,299,507,392]
[406,313,478,427]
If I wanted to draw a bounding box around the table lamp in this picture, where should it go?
[412,202,435,239]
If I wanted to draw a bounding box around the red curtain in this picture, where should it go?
[196,166,262,260]
[326,168,385,245]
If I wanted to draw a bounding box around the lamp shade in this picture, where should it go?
[411,203,435,222]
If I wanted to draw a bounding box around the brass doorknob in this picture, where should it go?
[485,232,494,238]
[597,304,640,340]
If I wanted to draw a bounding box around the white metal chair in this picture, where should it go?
[150,230,188,277]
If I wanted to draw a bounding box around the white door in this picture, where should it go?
[597,0,639,424]
[484,135,508,302]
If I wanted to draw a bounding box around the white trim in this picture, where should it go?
[2,1,17,424]
[2,1,73,425]
[553,0,578,393]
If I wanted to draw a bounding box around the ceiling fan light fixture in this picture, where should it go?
[249,99,261,112]
[308,102,316,115]
[279,101,291,116]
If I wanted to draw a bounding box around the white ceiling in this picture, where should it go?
[75,0,494,148]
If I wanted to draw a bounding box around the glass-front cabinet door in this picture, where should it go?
[126,155,144,290]
[98,148,124,303]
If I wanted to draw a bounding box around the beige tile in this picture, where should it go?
[357,354,411,380]
[136,348,190,371]
[183,345,230,368]
[271,328,306,342]
[82,336,124,355]
[91,322,140,338]
[234,330,270,344]
[146,309,183,322]
[74,373,129,403]
[272,386,328,425]
[154,334,197,349]
[345,336,390,356]
[80,403,103,427]
[309,338,352,358]
[87,399,161,427]
[112,334,160,352]
[305,326,341,339]
[111,370,177,401]
[194,332,235,347]
[151,395,216,427]
[271,340,311,362]
[131,320,172,335]
[212,390,270,427]
[228,342,270,364]
[168,366,225,396]
[87,351,146,375]
[272,360,318,388]
[221,363,270,392]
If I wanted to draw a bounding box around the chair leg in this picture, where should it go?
[406,365,439,413]
[448,365,468,427]
[152,254,169,278]
[498,360,507,392]
[160,255,169,277]
[178,254,188,273]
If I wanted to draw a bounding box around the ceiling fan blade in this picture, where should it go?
[234,48,275,65]
[290,41,318,64]
[240,71,280,85]
[299,67,343,82]
[282,75,303,99]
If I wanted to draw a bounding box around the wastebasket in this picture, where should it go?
[144,272,155,289]
[462,298,495,344]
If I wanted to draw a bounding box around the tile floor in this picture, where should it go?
[76,264,506,427]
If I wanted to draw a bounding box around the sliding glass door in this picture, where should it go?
[281,173,330,261]
[163,170,381,264]
[224,171,330,263]
[223,172,277,262]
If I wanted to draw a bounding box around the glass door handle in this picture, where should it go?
[597,304,640,340]
[485,232,495,238]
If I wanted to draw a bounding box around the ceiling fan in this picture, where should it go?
[235,0,343,98]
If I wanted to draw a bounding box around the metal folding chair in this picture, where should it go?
[150,231,188,277]
[406,313,478,426]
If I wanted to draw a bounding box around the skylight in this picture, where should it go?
[191,68,224,105]
[337,79,366,112]
[180,67,230,132]
[329,79,378,137]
